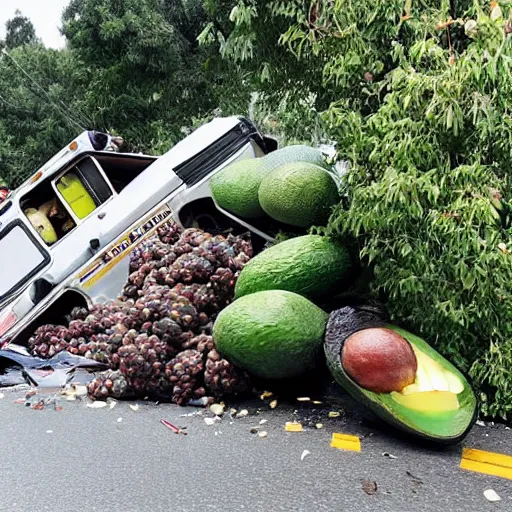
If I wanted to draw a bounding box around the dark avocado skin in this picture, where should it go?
[324,306,478,445]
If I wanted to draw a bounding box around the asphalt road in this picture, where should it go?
[0,385,510,512]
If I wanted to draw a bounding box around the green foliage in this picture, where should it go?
[4,10,38,50]
[322,5,512,420]
[61,0,221,150]
[205,0,512,419]
[0,45,82,186]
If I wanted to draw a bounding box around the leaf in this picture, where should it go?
[462,271,476,290]
[229,6,239,22]
[446,105,454,130]
[301,450,311,461]
[483,489,501,502]
[465,20,477,37]
[491,6,503,21]
[362,480,378,495]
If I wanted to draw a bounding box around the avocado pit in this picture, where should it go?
[341,327,417,393]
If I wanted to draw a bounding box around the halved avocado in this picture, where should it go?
[324,307,477,444]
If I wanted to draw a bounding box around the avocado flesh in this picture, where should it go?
[400,347,464,396]
[324,324,477,443]
[390,391,459,413]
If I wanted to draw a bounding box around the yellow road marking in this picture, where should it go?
[460,448,512,481]
[330,433,361,452]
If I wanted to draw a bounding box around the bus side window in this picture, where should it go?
[56,158,113,220]
[56,172,97,220]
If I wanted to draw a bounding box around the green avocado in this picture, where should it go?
[235,235,352,300]
[258,162,340,228]
[213,290,328,380]
[210,158,268,218]
[324,309,477,444]
[260,144,328,172]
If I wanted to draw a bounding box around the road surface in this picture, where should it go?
[0,385,510,512]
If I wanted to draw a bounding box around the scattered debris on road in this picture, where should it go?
[161,418,187,435]
[285,421,303,432]
[209,403,225,416]
[362,480,378,495]
[301,450,310,461]
[86,401,107,409]
[483,489,501,502]
[330,433,361,452]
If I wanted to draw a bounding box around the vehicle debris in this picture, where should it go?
[161,418,187,435]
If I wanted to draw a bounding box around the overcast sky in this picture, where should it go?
[0,0,69,48]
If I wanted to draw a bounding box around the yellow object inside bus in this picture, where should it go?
[56,172,96,220]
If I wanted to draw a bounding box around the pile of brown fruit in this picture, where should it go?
[28,222,252,405]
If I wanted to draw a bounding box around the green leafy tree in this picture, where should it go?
[4,10,38,50]
[0,44,84,186]
[61,0,223,150]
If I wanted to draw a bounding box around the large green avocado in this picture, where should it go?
[260,144,328,173]
[235,235,352,300]
[213,290,328,380]
[324,307,477,444]
[210,158,268,218]
[258,162,340,228]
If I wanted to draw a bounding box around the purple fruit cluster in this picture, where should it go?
[28,221,251,404]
